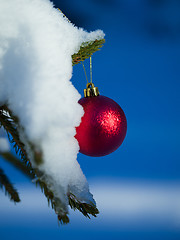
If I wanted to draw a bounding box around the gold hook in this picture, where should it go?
[84,82,100,97]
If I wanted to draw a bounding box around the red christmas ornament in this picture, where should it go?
[75,83,127,157]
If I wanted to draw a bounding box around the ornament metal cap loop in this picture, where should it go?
[84,82,100,97]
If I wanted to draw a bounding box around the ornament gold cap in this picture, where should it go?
[84,82,100,97]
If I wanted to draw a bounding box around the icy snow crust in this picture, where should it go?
[0,0,104,210]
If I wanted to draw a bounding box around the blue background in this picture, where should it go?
[0,0,180,239]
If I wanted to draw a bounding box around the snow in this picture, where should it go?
[0,0,104,212]
[0,138,10,153]
[0,128,10,153]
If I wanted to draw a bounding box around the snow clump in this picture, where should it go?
[0,0,104,212]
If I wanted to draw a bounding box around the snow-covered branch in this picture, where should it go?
[0,0,104,224]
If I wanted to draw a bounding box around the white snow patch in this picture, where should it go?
[0,137,10,153]
[0,0,104,210]
[0,128,10,152]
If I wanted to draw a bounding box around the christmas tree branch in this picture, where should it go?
[1,151,69,223]
[1,152,35,179]
[0,106,43,166]
[0,105,99,224]
[72,39,105,66]
[68,192,99,218]
[0,106,31,168]
[58,7,105,66]
[0,107,69,222]
[0,167,20,203]
[1,149,98,224]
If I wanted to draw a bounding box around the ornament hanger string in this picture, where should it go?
[81,56,93,84]
[81,61,89,84]
[90,56,93,83]
[58,9,93,85]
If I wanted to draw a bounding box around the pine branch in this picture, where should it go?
[1,151,99,223]
[0,108,69,223]
[0,106,43,166]
[0,106,31,168]
[68,193,99,218]
[1,152,35,179]
[72,39,105,66]
[57,7,105,66]
[35,177,70,224]
[0,151,68,223]
[0,167,20,203]
[0,105,99,224]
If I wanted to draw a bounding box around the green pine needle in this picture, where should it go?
[72,39,105,66]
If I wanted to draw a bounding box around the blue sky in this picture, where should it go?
[0,0,180,239]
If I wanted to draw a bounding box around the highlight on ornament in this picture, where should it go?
[75,82,127,157]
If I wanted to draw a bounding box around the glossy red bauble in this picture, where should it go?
[75,95,127,157]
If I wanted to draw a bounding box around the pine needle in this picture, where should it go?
[0,168,20,203]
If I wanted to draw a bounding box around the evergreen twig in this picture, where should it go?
[1,151,69,224]
[68,193,99,218]
[1,150,99,223]
[72,39,105,65]
[57,8,105,67]
[0,107,70,223]
[1,152,35,179]
[0,152,77,224]
[0,167,20,203]
[0,106,31,168]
